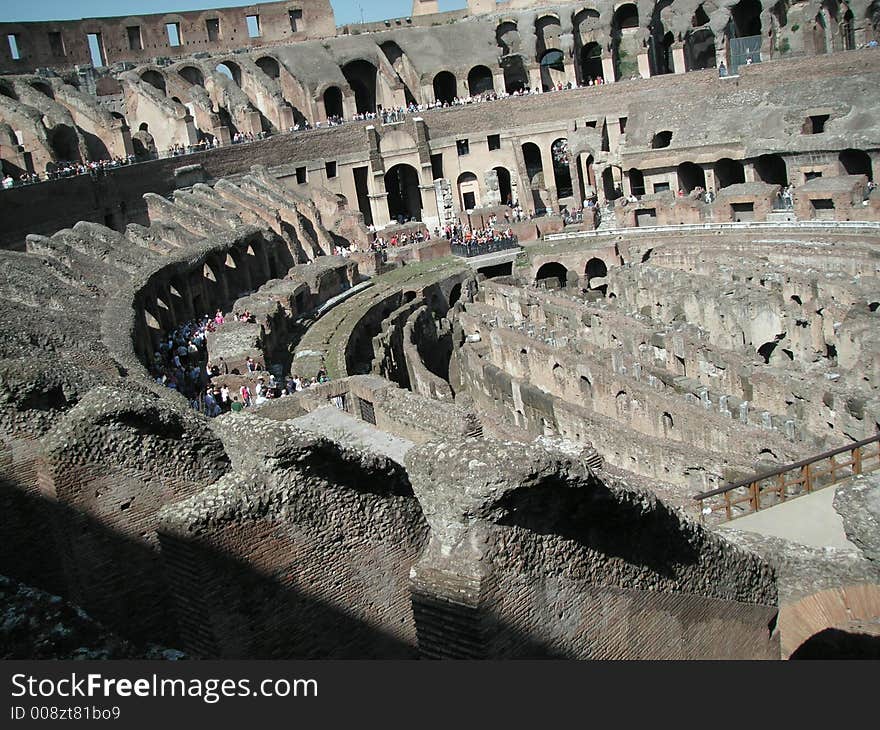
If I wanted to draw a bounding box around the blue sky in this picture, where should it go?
[0,1,467,25]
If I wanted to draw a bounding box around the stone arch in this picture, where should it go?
[141,69,167,95]
[652,130,673,148]
[458,171,480,210]
[467,65,494,96]
[178,65,205,87]
[677,161,705,193]
[255,55,280,79]
[580,41,603,82]
[714,158,746,188]
[535,261,569,289]
[433,71,457,104]
[501,56,529,93]
[755,153,788,185]
[551,138,573,199]
[342,59,378,114]
[839,148,872,181]
[0,79,18,100]
[731,0,763,37]
[628,167,646,196]
[612,4,640,81]
[494,166,513,206]
[780,584,880,658]
[215,61,242,87]
[686,4,717,71]
[522,142,544,185]
[535,13,563,57]
[48,124,80,163]
[496,20,519,55]
[540,49,566,91]
[30,80,55,99]
[323,85,344,118]
[585,257,607,293]
[385,163,422,222]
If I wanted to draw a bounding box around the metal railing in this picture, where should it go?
[543,220,880,242]
[450,237,520,258]
[693,433,880,524]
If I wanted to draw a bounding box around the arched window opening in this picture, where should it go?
[141,70,167,95]
[467,65,494,96]
[755,154,788,185]
[494,167,513,207]
[457,172,480,211]
[652,130,673,149]
[585,257,608,296]
[540,49,566,91]
[535,262,568,289]
[385,164,422,223]
[31,81,55,99]
[215,62,242,87]
[502,56,529,93]
[342,60,378,114]
[255,56,280,79]
[179,66,204,86]
[628,168,646,196]
[714,158,746,188]
[677,162,706,193]
[522,142,544,185]
[612,4,640,81]
[839,148,872,181]
[48,124,80,163]
[433,71,457,104]
[323,86,343,119]
[580,42,603,82]
[551,138,573,199]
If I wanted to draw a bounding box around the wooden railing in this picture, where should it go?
[694,434,880,524]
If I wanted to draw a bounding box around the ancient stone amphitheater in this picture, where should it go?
[1,0,879,660]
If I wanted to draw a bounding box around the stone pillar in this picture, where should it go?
[279,105,295,131]
[671,44,687,74]
[434,178,455,227]
[637,51,651,79]
[564,59,578,87]
[419,163,441,229]
[244,110,262,137]
[484,168,502,206]
[704,167,717,193]
[492,71,505,94]
[213,125,231,145]
[601,55,616,83]
[528,65,542,91]
[342,94,358,120]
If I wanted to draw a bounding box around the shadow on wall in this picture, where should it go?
[0,474,418,658]
[490,476,699,579]
[1,468,602,659]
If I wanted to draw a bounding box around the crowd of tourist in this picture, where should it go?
[232,131,267,144]
[149,306,330,417]
[151,315,216,403]
[167,138,220,156]
[2,155,139,188]
[202,367,331,416]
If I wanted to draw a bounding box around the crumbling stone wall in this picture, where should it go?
[407,438,779,659]
[36,387,229,644]
[158,414,428,658]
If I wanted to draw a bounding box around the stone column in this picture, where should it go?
[278,105,295,131]
[419,163,441,230]
[671,44,687,74]
[601,55,616,83]
[637,51,651,79]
